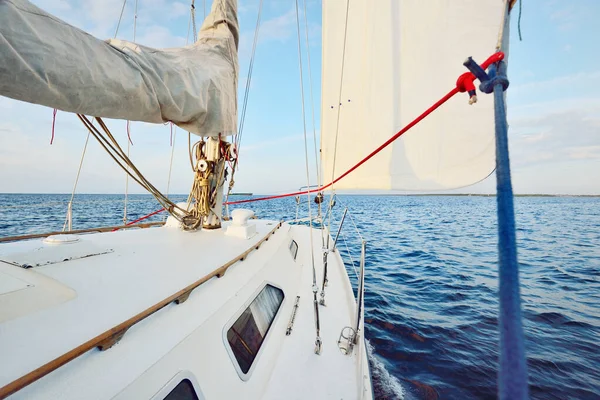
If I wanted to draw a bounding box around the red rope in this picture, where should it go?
[111,208,165,231]
[126,120,134,146]
[50,109,57,144]
[226,87,459,205]
[226,52,504,206]
[129,52,503,214]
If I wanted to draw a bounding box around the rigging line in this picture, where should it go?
[341,230,358,279]
[236,0,264,152]
[133,0,139,41]
[123,128,131,224]
[295,0,321,353]
[326,0,350,249]
[166,124,177,199]
[225,86,460,205]
[85,117,176,215]
[80,115,190,221]
[302,0,320,191]
[50,108,57,144]
[114,0,128,38]
[518,0,523,41]
[191,0,198,42]
[62,130,91,231]
[186,3,193,44]
[302,0,324,241]
[333,196,363,241]
[123,0,138,225]
[329,0,351,191]
[225,0,264,209]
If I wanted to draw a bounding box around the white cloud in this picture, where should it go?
[259,8,296,43]
[170,2,190,19]
[239,7,296,60]
[510,71,600,95]
[549,6,577,31]
[509,106,600,168]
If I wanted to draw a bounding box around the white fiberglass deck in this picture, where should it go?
[0,219,371,399]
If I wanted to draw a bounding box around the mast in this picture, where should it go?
[189,136,234,229]
[0,0,240,230]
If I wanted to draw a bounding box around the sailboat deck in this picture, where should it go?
[262,232,366,400]
[0,219,370,399]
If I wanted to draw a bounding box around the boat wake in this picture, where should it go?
[366,340,405,399]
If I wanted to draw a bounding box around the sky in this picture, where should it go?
[0,0,599,195]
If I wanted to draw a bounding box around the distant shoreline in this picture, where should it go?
[1,193,599,197]
[368,194,600,198]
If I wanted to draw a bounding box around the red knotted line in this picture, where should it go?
[226,52,504,206]
[227,88,458,205]
[129,52,503,215]
[50,109,57,144]
[111,208,166,231]
[126,120,134,146]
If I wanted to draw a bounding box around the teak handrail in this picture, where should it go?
[0,221,283,399]
[0,222,166,243]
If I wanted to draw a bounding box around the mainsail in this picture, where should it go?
[0,0,239,136]
[321,0,507,191]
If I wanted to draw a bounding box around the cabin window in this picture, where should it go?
[226,285,284,375]
[289,240,298,260]
[163,379,199,400]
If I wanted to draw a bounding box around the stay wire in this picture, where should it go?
[327,0,350,244]
[302,0,320,193]
[62,130,91,231]
[225,0,264,210]
[236,0,264,152]
[295,0,320,350]
[123,0,139,224]
[114,0,127,38]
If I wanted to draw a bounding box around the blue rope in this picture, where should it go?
[489,61,529,400]
[464,54,529,398]
[518,0,523,41]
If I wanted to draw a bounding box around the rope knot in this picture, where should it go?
[458,52,506,103]
[480,61,510,94]
[456,72,478,104]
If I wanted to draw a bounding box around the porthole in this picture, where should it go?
[225,284,285,379]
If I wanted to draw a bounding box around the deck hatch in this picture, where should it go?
[226,284,284,375]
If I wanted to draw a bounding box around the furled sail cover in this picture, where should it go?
[0,0,238,136]
[321,0,507,190]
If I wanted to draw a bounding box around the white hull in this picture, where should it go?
[0,218,372,399]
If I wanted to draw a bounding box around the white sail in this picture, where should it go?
[0,0,238,137]
[321,0,507,190]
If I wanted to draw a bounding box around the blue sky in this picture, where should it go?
[0,0,599,195]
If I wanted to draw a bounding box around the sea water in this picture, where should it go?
[1,194,598,399]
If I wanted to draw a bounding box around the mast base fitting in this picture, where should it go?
[202,222,222,230]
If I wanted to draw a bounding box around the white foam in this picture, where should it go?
[366,339,405,399]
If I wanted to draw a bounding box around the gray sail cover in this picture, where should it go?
[0,0,239,136]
